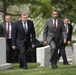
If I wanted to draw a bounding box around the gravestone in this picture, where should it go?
[72,43,76,64]
[36,45,51,66]
[0,37,12,70]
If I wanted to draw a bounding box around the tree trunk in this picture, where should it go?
[2,0,7,22]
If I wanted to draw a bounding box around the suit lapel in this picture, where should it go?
[50,18,60,31]
[68,25,70,33]
[50,18,55,31]
[19,20,29,35]
[27,20,29,32]
[20,20,29,34]
[55,18,60,31]
[51,19,54,29]
[3,23,7,34]
[20,20,26,34]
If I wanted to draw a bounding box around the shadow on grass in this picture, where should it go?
[10,62,76,71]
[12,63,40,70]
[58,64,76,69]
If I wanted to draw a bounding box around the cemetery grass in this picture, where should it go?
[0,63,76,75]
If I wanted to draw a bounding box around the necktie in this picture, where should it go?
[65,24,68,33]
[24,22,27,33]
[7,23,10,39]
[54,19,56,30]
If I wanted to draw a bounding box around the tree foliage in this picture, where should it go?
[0,0,55,21]
[0,0,76,23]
[51,0,76,23]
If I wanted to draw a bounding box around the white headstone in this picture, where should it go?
[0,37,6,65]
[72,43,76,64]
[0,37,12,70]
[36,45,51,66]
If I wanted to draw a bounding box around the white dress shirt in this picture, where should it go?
[53,18,58,27]
[64,24,68,33]
[22,21,28,33]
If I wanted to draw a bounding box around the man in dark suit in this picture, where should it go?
[58,17,73,65]
[0,15,14,63]
[43,10,67,69]
[12,12,36,69]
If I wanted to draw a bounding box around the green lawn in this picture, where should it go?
[0,63,76,75]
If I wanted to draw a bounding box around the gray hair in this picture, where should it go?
[21,11,28,16]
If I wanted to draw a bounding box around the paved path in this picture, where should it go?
[65,46,72,59]
[59,46,73,62]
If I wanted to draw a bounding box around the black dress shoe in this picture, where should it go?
[23,66,28,70]
[20,65,28,69]
[23,68,28,70]
[63,63,69,65]
[20,66,23,68]
[52,64,58,69]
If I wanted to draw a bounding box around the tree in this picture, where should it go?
[51,0,76,23]
[0,0,30,21]
[29,0,55,19]
[0,0,55,21]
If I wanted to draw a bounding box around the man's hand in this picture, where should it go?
[12,46,16,50]
[43,41,48,45]
[67,41,70,44]
[64,39,67,44]
[32,44,35,48]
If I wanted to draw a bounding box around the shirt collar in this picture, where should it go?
[52,18,58,22]
[6,22,11,25]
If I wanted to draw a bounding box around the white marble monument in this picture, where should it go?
[0,37,12,70]
[72,43,76,64]
[36,45,51,67]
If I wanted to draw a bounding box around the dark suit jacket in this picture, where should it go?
[43,18,67,47]
[0,22,13,38]
[67,24,72,41]
[0,22,13,50]
[12,20,36,50]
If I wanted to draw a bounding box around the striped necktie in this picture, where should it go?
[54,19,56,30]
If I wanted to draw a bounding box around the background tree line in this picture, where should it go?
[0,0,76,37]
[0,0,76,22]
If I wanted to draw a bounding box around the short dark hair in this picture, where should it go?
[52,10,58,13]
[5,15,10,17]
[64,16,69,20]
